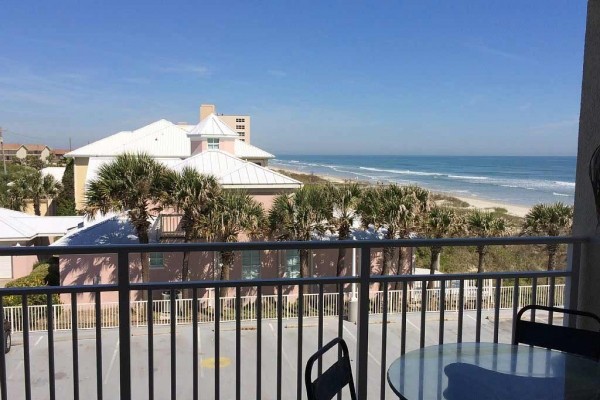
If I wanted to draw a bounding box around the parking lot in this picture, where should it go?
[3,310,519,399]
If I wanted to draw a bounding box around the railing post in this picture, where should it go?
[565,242,582,327]
[118,250,131,399]
[356,246,371,399]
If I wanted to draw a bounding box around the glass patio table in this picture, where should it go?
[387,342,600,400]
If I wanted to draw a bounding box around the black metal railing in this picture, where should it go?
[0,236,587,400]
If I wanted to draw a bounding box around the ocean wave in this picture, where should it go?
[554,181,576,188]
[274,159,575,197]
[359,166,443,177]
[447,175,489,180]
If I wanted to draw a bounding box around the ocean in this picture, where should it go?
[271,155,576,207]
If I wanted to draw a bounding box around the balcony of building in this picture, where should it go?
[0,235,590,399]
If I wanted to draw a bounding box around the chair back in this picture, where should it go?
[514,305,600,360]
[305,337,357,400]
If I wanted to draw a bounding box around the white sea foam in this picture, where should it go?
[359,166,443,177]
[554,181,576,188]
[553,192,571,197]
[447,175,489,180]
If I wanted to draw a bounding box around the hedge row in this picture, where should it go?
[3,261,61,307]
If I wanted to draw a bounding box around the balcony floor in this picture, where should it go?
[1,309,547,400]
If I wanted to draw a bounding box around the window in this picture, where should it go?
[235,118,245,123]
[149,252,164,268]
[207,138,219,150]
[242,250,261,279]
[285,250,300,278]
[237,132,245,136]
[236,125,245,130]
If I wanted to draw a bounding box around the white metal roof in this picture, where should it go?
[233,140,274,159]
[186,113,238,138]
[65,120,191,158]
[51,213,159,246]
[173,150,301,189]
[66,118,276,161]
[41,167,66,183]
[0,208,83,241]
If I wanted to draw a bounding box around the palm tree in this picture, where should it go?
[29,171,62,216]
[8,170,62,215]
[356,186,392,275]
[395,186,430,275]
[358,185,429,277]
[6,177,30,212]
[269,185,331,278]
[164,167,221,282]
[85,153,170,283]
[467,210,508,273]
[326,183,362,276]
[202,191,264,297]
[521,202,573,271]
[425,207,461,288]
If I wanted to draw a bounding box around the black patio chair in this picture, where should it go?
[305,337,357,400]
[514,305,600,360]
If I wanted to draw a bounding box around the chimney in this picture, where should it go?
[200,104,216,121]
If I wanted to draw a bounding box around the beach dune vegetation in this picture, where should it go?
[466,210,509,274]
[521,202,573,272]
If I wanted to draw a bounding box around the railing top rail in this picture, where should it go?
[0,235,588,256]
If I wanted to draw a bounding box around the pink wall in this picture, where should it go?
[58,246,383,300]
[250,193,278,211]
[11,255,39,279]
[57,218,414,303]
[192,138,235,154]
[59,253,143,303]
[220,139,235,154]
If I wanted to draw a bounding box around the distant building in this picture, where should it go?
[65,112,295,210]
[2,144,52,161]
[51,148,69,159]
[199,104,251,143]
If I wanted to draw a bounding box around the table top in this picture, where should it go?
[387,342,600,400]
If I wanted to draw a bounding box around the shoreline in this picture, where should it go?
[272,166,530,218]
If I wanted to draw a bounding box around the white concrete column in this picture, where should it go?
[573,0,600,325]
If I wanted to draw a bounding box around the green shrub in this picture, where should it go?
[3,261,61,307]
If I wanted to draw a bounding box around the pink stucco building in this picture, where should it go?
[53,213,409,304]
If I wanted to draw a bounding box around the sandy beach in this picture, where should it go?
[453,196,530,218]
[272,166,530,218]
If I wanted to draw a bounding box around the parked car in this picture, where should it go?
[3,319,10,354]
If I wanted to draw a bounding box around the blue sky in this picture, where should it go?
[0,1,587,156]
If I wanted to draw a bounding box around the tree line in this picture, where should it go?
[84,154,574,292]
[1,158,75,216]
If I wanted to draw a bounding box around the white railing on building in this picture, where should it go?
[4,284,564,333]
